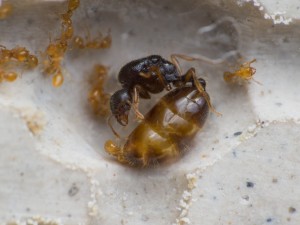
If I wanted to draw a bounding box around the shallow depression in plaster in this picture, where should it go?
[1,0,300,224]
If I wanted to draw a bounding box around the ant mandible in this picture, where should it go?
[110,54,222,126]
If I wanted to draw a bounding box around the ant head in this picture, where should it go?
[110,89,132,126]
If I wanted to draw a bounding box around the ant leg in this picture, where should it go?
[184,68,222,116]
[108,115,121,139]
[86,25,93,43]
[170,54,183,75]
[243,58,256,66]
[251,77,262,85]
[223,72,235,83]
[171,53,225,76]
[104,139,128,164]
[139,72,151,78]
[139,68,172,91]
[131,87,145,121]
[171,53,224,66]
[170,51,239,73]
[135,85,151,99]
[154,67,172,91]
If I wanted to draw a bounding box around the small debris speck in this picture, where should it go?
[266,218,272,222]
[68,184,79,197]
[272,178,278,183]
[242,195,249,201]
[141,215,149,221]
[234,131,242,136]
[247,125,256,133]
[232,151,237,157]
[246,181,254,188]
[289,207,296,214]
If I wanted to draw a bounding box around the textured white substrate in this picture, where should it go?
[0,0,300,224]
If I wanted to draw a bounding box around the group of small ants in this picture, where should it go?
[0,0,258,167]
[42,0,111,87]
[0,0,111,117]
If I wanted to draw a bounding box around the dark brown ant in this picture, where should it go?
[110,54,221,126]
[105,77,209,167]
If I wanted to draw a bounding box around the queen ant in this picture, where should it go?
[105,78,210,167]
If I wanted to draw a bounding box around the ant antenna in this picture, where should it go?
[171,50,238,73]
[108,115,121,139]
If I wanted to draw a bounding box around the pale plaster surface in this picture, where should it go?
[0,0,299,224]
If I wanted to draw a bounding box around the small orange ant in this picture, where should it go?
[88,64,111,117]
[42,44,65,87]
[0,45,38,67]
[0,46,12,64]
[72,32,112,50]
[72,36,85,49]
[67,0,80,12]
[0,45,38,83]
[11,47,30,63]
[0,2,12,20]
[223,59,260,84]
[26,55,39,69]
[0,68,18,83]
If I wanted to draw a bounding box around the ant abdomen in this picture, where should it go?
[106,85,209,167]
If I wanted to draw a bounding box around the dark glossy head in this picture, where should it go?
[110,89,132,126]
